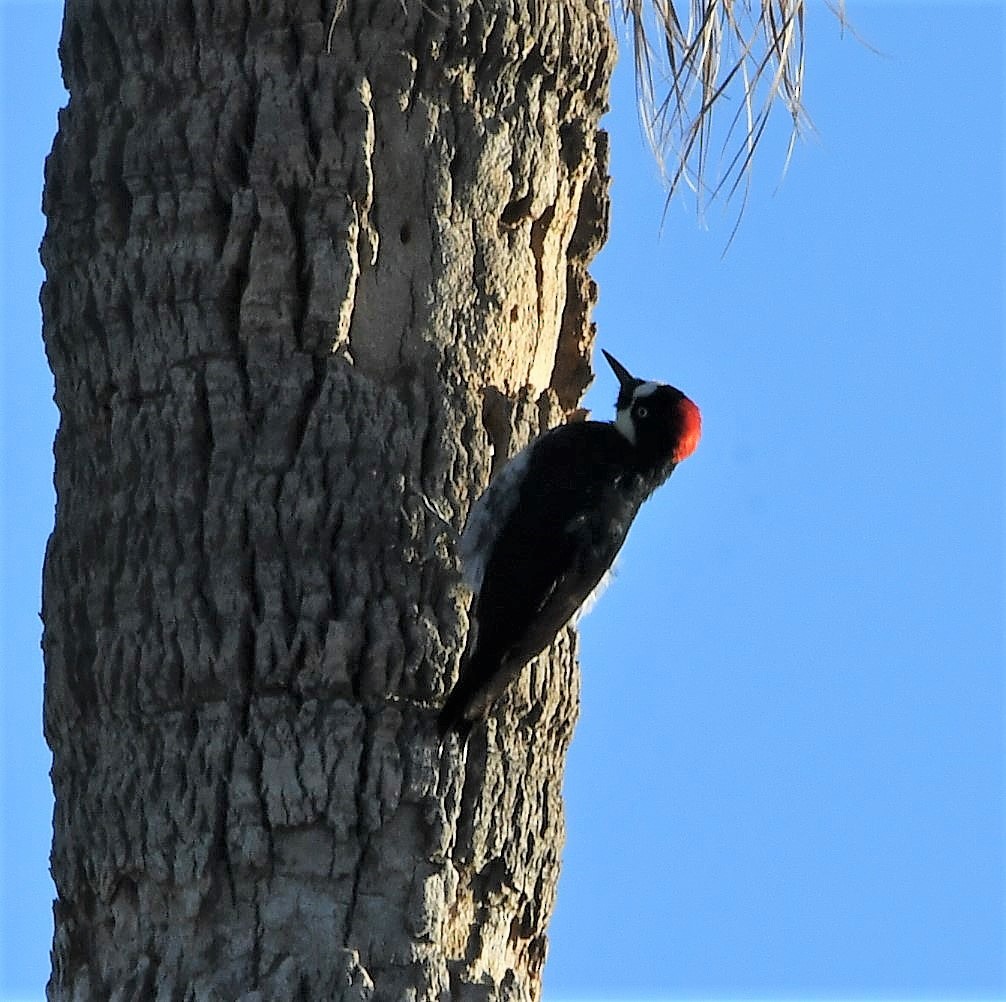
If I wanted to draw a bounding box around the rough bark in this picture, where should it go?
[41,1,613,999]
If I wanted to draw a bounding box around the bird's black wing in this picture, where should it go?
[439,423,639,735]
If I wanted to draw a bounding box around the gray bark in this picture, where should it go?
[42,1,613,998]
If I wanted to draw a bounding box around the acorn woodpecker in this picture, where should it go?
[437,350,701,740]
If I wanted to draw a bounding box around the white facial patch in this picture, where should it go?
[614,381,665,442]
[633,381,663,399]
[614,407,635,443]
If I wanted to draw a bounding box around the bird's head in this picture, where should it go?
[602,349,701,465]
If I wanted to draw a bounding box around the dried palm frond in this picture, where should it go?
[620,0,840,220]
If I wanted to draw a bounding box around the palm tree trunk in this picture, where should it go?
[41,0,613,998]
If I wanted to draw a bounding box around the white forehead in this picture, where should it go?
[615,380,666,442]
[632,381,663,400]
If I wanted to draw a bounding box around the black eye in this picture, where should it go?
[636,405,648,418]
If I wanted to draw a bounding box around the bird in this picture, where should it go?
[437,349,701,741]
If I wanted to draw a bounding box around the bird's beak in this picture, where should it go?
[601,350,637,391]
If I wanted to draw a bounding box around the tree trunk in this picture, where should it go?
[41,0,613,998]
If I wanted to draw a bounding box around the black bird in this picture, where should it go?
[438,350,701,740]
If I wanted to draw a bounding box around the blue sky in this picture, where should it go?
[2,3,1004,1001]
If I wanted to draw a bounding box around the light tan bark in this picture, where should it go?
[42,1,613,998]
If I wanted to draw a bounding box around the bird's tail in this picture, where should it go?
[436,680,477,744]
